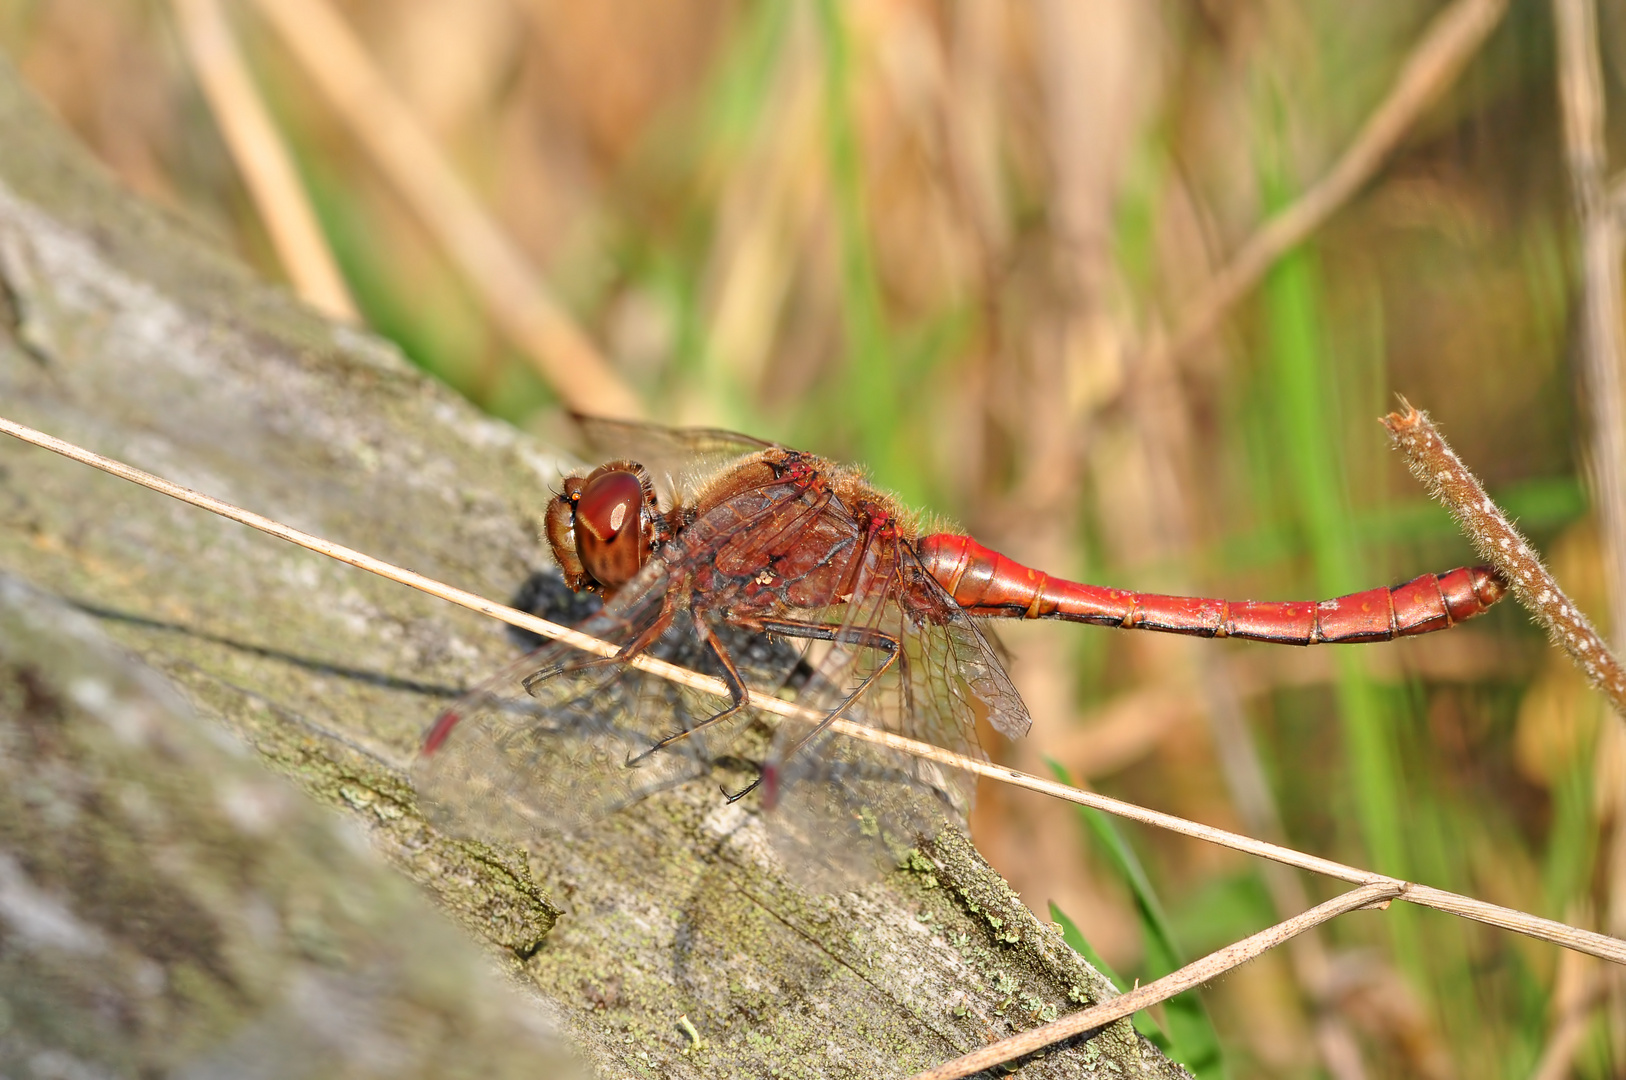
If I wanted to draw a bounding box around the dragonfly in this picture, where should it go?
[414,419,1507,886]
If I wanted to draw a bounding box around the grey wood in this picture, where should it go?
[0,53,1187,1080]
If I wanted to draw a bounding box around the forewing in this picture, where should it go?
[934,602,1031,739]
[761,548,994,888]
[572,415,777,509]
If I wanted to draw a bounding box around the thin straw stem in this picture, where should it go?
[4,414,1626,968]
[246,0,642,419]
[1158,0,1507,368]
[908,882,1403,1080]
[169,0,356,321]
[1553,0,1626,664]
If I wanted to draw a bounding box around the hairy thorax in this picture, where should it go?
[681,449,931,625]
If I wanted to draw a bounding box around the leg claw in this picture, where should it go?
[722,774,764,803]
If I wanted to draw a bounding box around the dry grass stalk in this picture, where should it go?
[908,882,1404,1080]
[1383,401,1626,713]
[247,0,642,419]
[1553,0,1626,666]
[169,0,356,321]
[1530,934,1607,1080]
[1160,0,1508,369]
[1551,0,1626,1009]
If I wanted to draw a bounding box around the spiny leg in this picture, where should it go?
[624,620,752,766]
[723,617,900,804]
[519,599,674,696]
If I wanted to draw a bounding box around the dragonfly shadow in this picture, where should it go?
[507,568,820,694]
[507,569,968,860]
[67,598,464,700]
[425,571,969,900]
[505,569,604,650]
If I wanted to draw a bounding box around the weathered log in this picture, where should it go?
[0,573,586,1078]
[0,53,1186,1079]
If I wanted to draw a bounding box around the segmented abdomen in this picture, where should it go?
[915,533,1507,644]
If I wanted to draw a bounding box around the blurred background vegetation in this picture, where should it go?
[1,0,1620,1075]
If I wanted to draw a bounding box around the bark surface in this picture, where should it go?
[0,54,1187,1080]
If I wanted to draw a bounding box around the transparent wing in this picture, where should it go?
[572,415,777,458]
[413,559,756,843]
[571,415,779,509]
[934,598,1031,740]
[759,540,1020,888]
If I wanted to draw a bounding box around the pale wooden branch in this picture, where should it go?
[7,413,1626,970]
[1160,0,1507,368]
[246,0,643,419]
[910,883,1404,1080]
[169,0,356,321]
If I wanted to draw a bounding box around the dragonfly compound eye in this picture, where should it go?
[574,469,649,588]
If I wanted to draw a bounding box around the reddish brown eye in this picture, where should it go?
[574,470,648,588]
[577,471,642,540]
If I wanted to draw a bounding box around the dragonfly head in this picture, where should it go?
[546,460,663,593]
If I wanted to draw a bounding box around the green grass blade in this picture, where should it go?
[1252,100,1428,1002]
[1047,759,1227,1078]
[810,0,924,504]
[1048,902,1172,1048]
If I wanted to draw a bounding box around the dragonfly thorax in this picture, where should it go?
[545,460,664,593]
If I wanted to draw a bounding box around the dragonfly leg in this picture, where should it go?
[721,618,901,804]
[625,621,752,766]
[519,601,674,696]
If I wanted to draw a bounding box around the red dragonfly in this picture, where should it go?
[415,420,1506,884]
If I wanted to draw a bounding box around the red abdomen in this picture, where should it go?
[915,534,1507,645]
